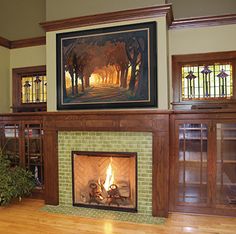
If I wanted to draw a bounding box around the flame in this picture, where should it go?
[103,162,114,191]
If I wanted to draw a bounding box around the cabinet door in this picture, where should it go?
[0,123,21,166]
[24,123,44,191]
[176,122,210,208]
[216,123,236,208]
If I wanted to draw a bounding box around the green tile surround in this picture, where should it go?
[48,131,163,224]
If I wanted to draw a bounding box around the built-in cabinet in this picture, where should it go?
[0,120,44,197]
[216,123,236,207]
[0,111,235,217]
[170,112,236,216]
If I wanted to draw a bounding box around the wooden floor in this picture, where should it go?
[0,199,236,234]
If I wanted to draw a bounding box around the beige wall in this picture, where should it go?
[46,0,165,21]
[46,16,169,111]
[0,46,10,113]
[9,45,46,109]
[168,24,236,102]
[0,0,45,40]
[1,1,236,40]
[168,0,236,18]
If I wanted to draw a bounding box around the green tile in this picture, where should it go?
[58,131,153,215]
[41,205,165,225]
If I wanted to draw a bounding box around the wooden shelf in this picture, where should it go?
[179,128,207,130]
[179,137,208,140]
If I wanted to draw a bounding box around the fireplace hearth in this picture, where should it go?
[72,151,137,212]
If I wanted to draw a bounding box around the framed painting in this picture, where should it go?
[56,21,157,110]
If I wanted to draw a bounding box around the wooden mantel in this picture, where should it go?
[43,110,171,218]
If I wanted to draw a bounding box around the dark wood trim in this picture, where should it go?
[12,65,46,112]
[172,51,236,63]
[10,36,46,49]
[44,128,58,205]
[170,14,236,29]
[40,4,173,32]
[0,36,46,49]
[168,114,176,212]
[152,131,169,217]
[0,36,10,48]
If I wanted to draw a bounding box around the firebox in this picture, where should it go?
[72,151,137,212]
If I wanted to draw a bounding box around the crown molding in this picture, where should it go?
[10,36,46,49]
[0,36,46,49]
[170,14,236,29]
[0,36,11,48]
[40,4,173,32]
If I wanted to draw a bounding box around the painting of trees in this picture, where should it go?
[57,22,157,110]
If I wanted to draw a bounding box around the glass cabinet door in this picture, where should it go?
[178,123,208,206]
[216,123,236,207]
[24,123,44,190]
[0,124,20,166]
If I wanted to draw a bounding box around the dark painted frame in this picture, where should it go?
[56,22,157,110]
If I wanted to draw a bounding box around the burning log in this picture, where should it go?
[107,184,124,206]
[88,181,103,204]
[116,181,130,198]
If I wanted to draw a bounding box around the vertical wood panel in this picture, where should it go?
[152,131,169,217]
[44,128,58,205]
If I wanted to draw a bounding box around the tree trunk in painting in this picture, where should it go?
[85,76,90,88]
[63,75,67,98]
[69,70,75,96]
[136,62,147,98]
[75,76,79,95]
[129,63,137,92]
[125,39,139,93]
[116,70,120,85]
[120,67,126,88]
[123,68,128,89]
[81,76,85,92]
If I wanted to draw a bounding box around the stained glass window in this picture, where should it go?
[21,75,47,103]
[182,63,233,100]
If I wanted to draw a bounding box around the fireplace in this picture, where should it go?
[72,151,137,212]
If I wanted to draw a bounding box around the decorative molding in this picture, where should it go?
[170,14,236,29]
[0,36,11,48]
[40,4,173,32]
[0,36,46,49]
[10,36,46,49]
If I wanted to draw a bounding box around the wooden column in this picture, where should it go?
[43,120,58,205]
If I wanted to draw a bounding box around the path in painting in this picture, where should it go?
[68,84,133,103]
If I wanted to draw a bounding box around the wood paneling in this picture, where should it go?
[43,128,58,205]
[170,14,236,29]
[40,4,173,32]
[152,131,169,217]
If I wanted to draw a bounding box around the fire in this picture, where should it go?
[103,162,114,191]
